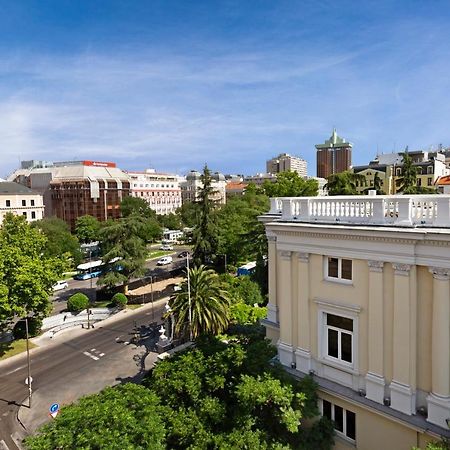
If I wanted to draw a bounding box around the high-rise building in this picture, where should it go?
[266,153,308,177]
[260,193,450,448]
[126,169,182,215]
[316,129,352,178]
[9,160,130,230]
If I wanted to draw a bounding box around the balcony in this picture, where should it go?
[266,194,450,228]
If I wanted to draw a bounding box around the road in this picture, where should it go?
[51,246,190,314]
[0,301,168,449]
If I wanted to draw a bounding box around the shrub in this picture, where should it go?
[67,293,89,312]
[112,293,128,308]
[13,317,43,340]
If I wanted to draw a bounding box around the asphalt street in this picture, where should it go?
[52,246,190,314]
[0,300,167,450]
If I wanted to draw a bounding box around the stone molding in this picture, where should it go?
[297,252,309,263]
[280,250,292,260]
[368,260,384,272]
[429,267,450,281]
[392,263,411,276]
[267,235,277,242]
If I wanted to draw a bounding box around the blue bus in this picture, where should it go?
[74,257,122,280]
[237,261,257,277]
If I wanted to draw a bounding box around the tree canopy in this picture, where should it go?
[324,171,365,196]
[0,214,64,326]
[32,216,82,267]
[262,171,318,197]
[75,215,101,244]
[396,151,436,194]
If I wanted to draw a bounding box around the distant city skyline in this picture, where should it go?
[1,1,450,178]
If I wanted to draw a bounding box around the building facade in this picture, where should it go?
[127,169,182,215]
[180,170,227,204]
[0,181,44,225]
[9,160,130,230]
[267,153,308,177]
[244,173,278,186]
[316,129,352,178]
[352,151,449,194]
[261,195,450,449]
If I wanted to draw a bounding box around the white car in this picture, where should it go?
[157,256,173,266]
[160,245,174,251]
[53,280,69,291]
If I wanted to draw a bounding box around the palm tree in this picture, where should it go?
[168,265,230,339]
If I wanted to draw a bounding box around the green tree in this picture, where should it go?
[158,213,182,231]
[32,217,82,267]
[24,384,166,450]
[396,151,436,194]
[120,196,156,219]
[192,165,219,266]
[176,201,201,228]
[98,216,148,294]
[0,214,63,326]
[325,171,365,196]
[262,171,318,197]
[168,265,230,339]
[75,215,101,244]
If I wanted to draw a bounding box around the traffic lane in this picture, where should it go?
[0,302,167,445]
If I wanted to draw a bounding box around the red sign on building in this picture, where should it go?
[83,160,116,168]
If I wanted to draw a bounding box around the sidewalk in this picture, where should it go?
[0,296,170,370]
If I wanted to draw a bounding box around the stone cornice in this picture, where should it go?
[280,250,292,259]
[297,252,309,263]
[267,235,277,242]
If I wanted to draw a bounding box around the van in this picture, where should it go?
[157,256,173,266]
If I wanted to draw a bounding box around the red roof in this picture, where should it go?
[436,175,450,186]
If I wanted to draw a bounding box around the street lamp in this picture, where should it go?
[186,254,192,341]
[18,316,33,408]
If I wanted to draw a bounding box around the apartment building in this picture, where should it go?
[180,170,227,204]
[353,151,449,194]
[260,194,450,449]
[127,169,182,215]
[267,153,308,178]
[9,160,130,230]
[0,181,44,225]
[316,129,352,178]
[244,173,277,186]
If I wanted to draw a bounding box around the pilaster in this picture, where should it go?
[365,260,385,404]
[389,263,416,415]
[427,267,450,428]
[266,235,278,325]
[295,252,311,373]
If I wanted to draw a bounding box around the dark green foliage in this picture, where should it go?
[176,201,201,228]
[157,213,181,231]
[262,171,318,197]
[75,215,101,244]
[363,172,385,195]
[67,293,89,312]
[325,171,366,196]
[32,216,82,267]
[0,214,63,325]
[24,384,166,450]
[192,165,220,266]
[98,216,149,292]
[396,150,437,194]
[12,317,43,339]
[112,292,128,308]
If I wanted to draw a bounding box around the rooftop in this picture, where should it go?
[0,181,35,195]
[262,194,450,229]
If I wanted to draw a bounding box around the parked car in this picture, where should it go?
[160,244,174,251]
[177,251,189,258]
[157,256,173,266]
[53,280,69,291]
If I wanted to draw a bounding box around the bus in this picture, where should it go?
[74,257,121,280]
[237,261,257,277]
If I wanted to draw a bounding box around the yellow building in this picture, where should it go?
[261,195,450,449]
[352,151,449,194]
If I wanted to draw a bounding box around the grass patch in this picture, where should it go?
[93,300,113,308]
[127,304,143,310]
[0,339,37,361]
[146,250,172,260]
[62,271,78,280]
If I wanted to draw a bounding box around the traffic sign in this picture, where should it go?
[24,377,33,385]
[49,403,59,414]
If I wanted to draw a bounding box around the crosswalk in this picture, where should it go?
[82,348,105,361]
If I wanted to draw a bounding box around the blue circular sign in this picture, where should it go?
[49,403,59,414]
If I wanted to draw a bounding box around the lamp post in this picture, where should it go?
[150,275,154,320]
[21,316,33,408]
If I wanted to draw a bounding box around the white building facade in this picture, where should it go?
[0,181,44,225]
[267,153,308,177]
[127,169,182,215]
[180,170,226,204]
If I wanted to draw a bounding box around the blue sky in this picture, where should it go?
[1,0,450,178]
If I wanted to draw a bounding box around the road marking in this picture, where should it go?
[91,348,96,352]
[83,351,99,361]
[124,341,130,345]
[99,353,105,357]
[4,364,26,375]
[0,439,9,450]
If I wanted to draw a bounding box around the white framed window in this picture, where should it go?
[320,399,356,443]
[325,313,353,365]
[325,257,352,283]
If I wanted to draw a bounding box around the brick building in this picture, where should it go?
[316,129,352,178]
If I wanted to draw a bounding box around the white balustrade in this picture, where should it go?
[272,195,450,228]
